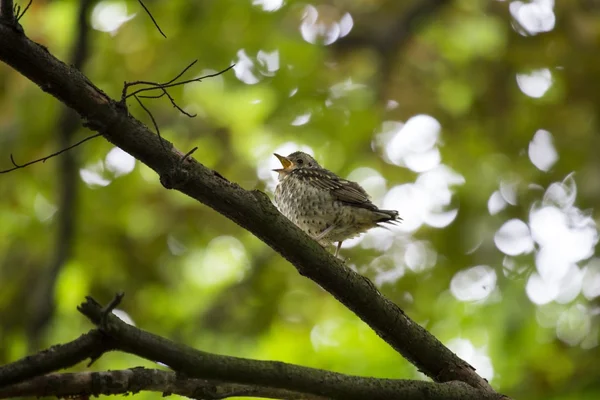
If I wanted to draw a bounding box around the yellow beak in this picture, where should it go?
[273,153,293,170]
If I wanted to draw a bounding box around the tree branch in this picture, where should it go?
[0,369,327,400]
[138,0,166,38]
[0,330,113,387]
[84,296,507,400]
[0,22,499,395]
[0,0,14,24]
[0,296,507,400]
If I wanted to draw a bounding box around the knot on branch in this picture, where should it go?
[159,147,198,190]
[160,169,190,190]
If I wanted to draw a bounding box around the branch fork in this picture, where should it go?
[0,295,508,400]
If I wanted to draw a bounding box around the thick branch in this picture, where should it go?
[0,298,505,400]
[0,330,112,387]
[76,297,502,400]
[0,0,14,24]
[0,22,495,394]
[0,369,326,400]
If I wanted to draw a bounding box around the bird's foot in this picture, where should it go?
[334,241,343,258]
[313,224,337,242]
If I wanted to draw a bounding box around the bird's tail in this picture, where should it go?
[374,209,402,225]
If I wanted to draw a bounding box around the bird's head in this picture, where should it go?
[273,151,320,176]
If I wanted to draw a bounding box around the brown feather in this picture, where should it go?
[290,168,378,211]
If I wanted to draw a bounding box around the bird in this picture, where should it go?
[273,151,401,257]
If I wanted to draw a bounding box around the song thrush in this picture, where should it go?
[273,151,401,257]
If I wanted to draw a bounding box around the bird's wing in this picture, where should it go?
[291,168,378,210]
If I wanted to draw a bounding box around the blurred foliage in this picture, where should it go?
[2,0,600,399]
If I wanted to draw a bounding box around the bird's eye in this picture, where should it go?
[296,159,303,165]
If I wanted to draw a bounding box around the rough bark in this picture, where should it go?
[0,298,507,400]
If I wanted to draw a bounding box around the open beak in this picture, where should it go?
[273,153,293,171]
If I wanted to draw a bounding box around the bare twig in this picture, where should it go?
[141,87,197,117]
[133,94,167,152]
[118,62,234,155]
[0,133,102,174]
[118,60,229,124]
[124,63,234,100]
[13,0,30,21]
[120,59,198,102]
[138,0,166,38]
[119,61,233,126]
[100,291,124,328]
[179,146,198,165]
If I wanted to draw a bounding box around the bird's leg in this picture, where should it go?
[334,241,343,258]
[313,224,336,242]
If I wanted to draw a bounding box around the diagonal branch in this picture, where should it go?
[0,23,501,396]
[138,0,166,38]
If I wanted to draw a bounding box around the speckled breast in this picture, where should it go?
[274,174,338,240]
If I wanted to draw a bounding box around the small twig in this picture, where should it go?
[119,60,200,119]
[117,61,232,150]
[137,92,165,99]
[99,292,124,330]
[122,60,198,101]
[100,292,124,316]
[138,0,166,38]
[148,87,197,117]
[125,64,235,99]
[119,62,233,123]
[14,0,31,21]
[179,146,198,165]
[0,133,102,174]
[133,94,167,152]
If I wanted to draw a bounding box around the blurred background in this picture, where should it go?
[1,0,600,399]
